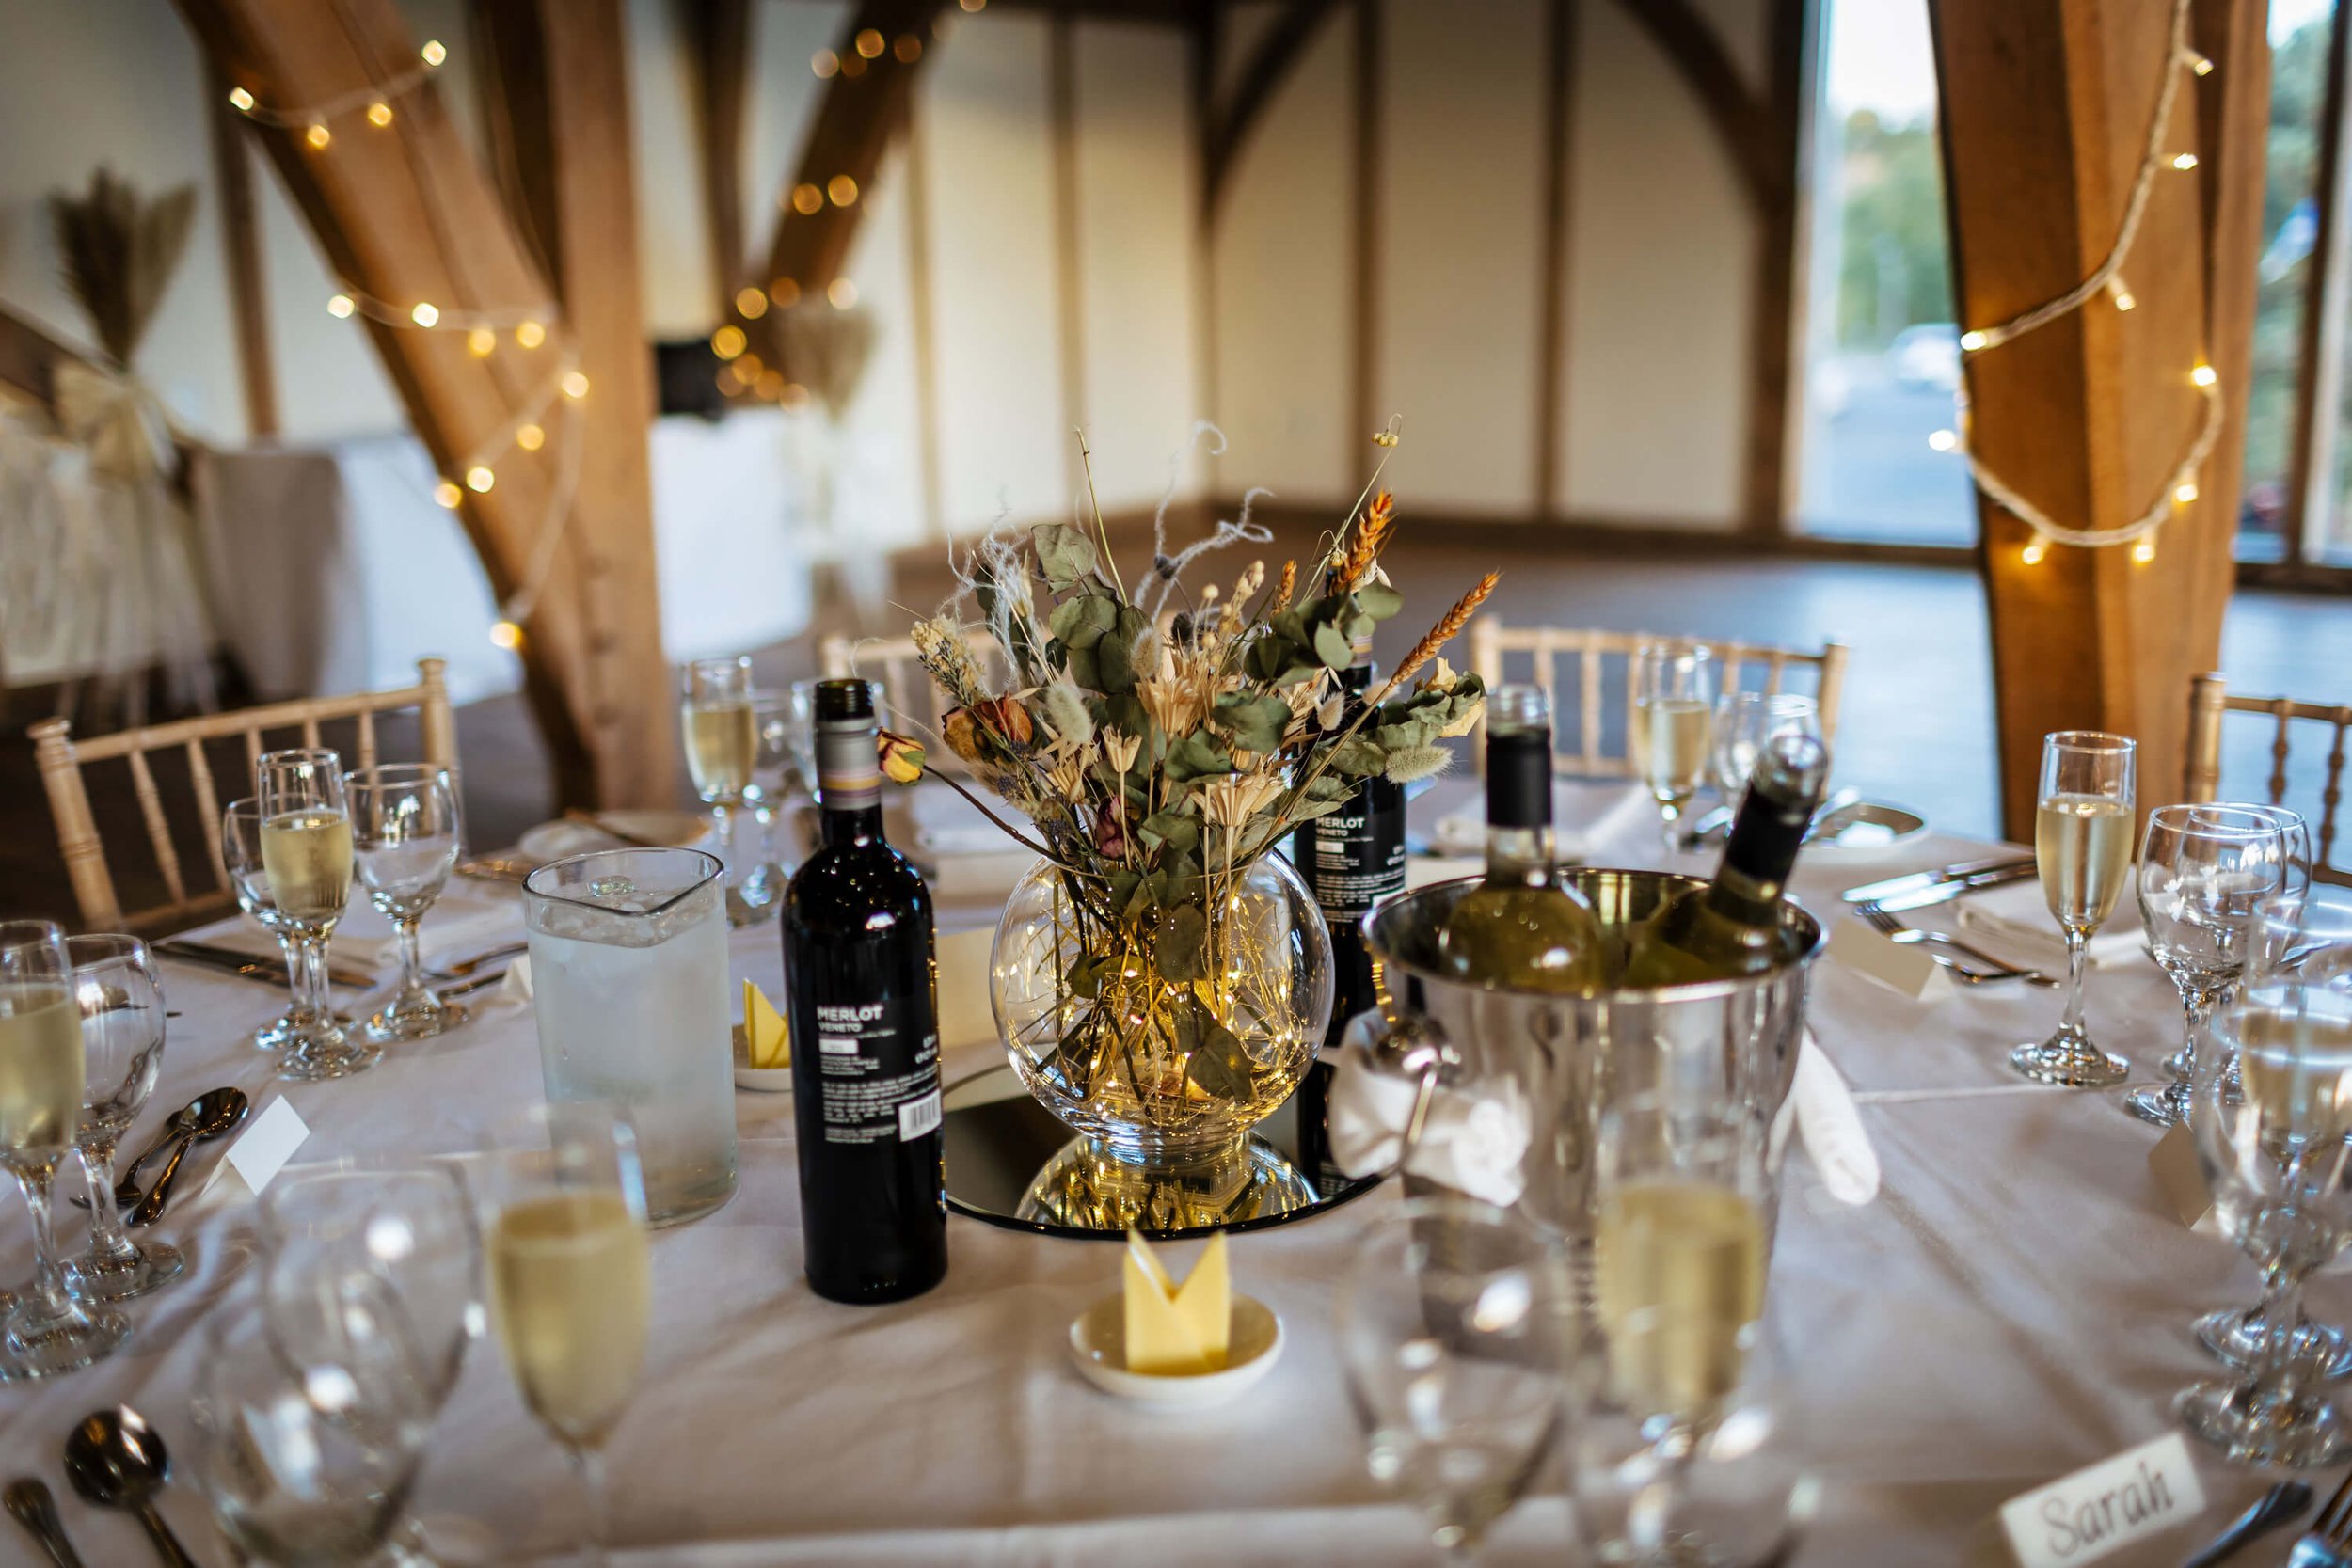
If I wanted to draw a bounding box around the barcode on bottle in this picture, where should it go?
[898,1088,943,1141]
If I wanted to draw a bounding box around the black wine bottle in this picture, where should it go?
[1293,647,1407,1044]
[1620,730,1830,986]
[1436,686,1606,990]
[783,679,947,1303]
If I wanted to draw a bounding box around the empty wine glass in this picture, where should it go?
[1575,1095,1804,1565]
[64,935,182,1300]
[681,655,761,927]
[2010,732,2137,1086]
[189,1282,435,1566]
[1710,692,1820,802]
[347,763,466,1042]
[260,1164,481,1566]
[0,920,128,1380]
[255,749,376,1081]
[1631,642,1717,854]
[739,687,813,915]
[481,1101,653,1568]
[2125,804,2300,1128]
[2178,978,2352,1466]
[1337,1196,1569,1561]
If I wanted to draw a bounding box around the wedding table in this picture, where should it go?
[0,781,2328,1567]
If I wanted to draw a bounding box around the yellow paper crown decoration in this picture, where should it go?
[742,980,789,1069]
[1122,1228,1231,1376]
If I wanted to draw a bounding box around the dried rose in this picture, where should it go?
[942,706,983,764]
[878,730,927,784]
[1094,808,1126,859]
[979,695,1034,750]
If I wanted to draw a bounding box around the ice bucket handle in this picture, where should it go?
[1343,1008,1451,1167]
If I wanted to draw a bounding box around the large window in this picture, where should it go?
[1796,0,2352,573]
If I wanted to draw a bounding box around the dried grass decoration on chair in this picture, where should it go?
[5,169,217,721]
[885,428,1497,1167]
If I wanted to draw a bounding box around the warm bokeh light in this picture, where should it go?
[712,325,747,360]
[828,175,859,206]
[434,481,463,510]
[489,620,523,650]
[755,369,786,400]
[306,122,332,150]
[855,28,885,57]
[327,293,356,319]
[960,0,985,10]
[516,422,546,451]
[1927,429,1958,452]
[2191,364,2217,387]
[894,35,923,62]
[770,277,802,308]
[228,87,255,113]
[468,327,497,357]
[2174,482,2199,504]
[791,182,824,215]
[828,277,859,309]
[2172,152,2198,170]
[2112,290,2136,311]
[466,466,496,493]
[781,382,812,407]
[562,371,591,399]
[840,54,866,78]
[516,320,547,349]
[1959,330,1988,353]
[421,40,447,67]
[367,100,394,128]
[2132,539,2157,564]
[735,352,766,382]
[735,286,769,320]
[2020,540,2047,566]
[411,302,440,327]
[812,49,839,79]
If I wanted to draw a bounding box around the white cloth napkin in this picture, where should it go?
[208,883,519,973]
[1325,1037,1533,1207]
[1774,1033,1879,1206]
[1431,782,1659,863]
[1955,878,2143,970]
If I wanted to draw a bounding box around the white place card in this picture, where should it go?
[1827,915,1953,1003]
[1997,1432,2205,1568]
[207,1095,311,1202]
[2146,1119,2221,1236]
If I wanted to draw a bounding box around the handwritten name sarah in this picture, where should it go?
[2039,1459,2180,1557]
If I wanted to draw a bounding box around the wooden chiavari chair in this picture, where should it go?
[31,657,458,932]
[1466,620,1849,778]
[2185,672,2352,886]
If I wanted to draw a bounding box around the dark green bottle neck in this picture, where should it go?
[1705,780,1813,927]
[820,804,885,848]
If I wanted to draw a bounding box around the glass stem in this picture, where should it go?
[2178,991,2212,1087]
[2058,927,2091,1039]
[16,1162,73,1320]
[572,1443,611,1568]
[297,937,334,1026]
[395,917,427,1003]
[77,1137,136,1266]
[2249,1263,2309,1410]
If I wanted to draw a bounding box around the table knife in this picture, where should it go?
[1867,862,2039,911]
[1842,856,2032,905]
[155,940,374,990]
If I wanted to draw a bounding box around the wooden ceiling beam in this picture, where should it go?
[1200,0,1343,220]
[1607,0,1782,213]
[682,0,755,311]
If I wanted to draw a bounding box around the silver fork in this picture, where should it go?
[1854,903,2058,987]
[2287,1467,2352,1566]
[424,942,527,983]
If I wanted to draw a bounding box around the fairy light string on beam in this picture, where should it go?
[1930,0,2219,568]
[225,38,447,136]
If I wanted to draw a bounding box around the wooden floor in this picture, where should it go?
[6,531,2347,926]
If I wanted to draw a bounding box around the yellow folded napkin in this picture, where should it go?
[742,980,790,1069]
[1123,1228,1231,1375]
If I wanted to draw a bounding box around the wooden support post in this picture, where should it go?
[682,0,754,312]
[206,65,278,437]
[176,0,677,808]
[1931,0,2260,837]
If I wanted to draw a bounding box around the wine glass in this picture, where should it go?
[260,1164,481,1565]
[255,749,377,1081]
[63,934,183,1300]
[2010,732,2137,1086]
[481,1101,653,1568]
[1710,692,1820,803]
[2177,977,2352,1466]
[0,920,128,1379]
[1631,642,1717,854]
[1576,1095,1804,1565]
[2124,805,2301,1128]
[740,687,813,915]
[681,655,760,927]
[347,763,466,1042]
[221,797,347,1053]
[189,1282,435,1566]
[1336,1196,1570,1561]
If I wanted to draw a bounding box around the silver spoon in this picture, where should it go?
[110,1091,226,1207]
[128,1088,248,1229]
[4,1478,86,1567]
[63,1408,199,1568]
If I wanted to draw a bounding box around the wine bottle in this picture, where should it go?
[1293,641,1407,1044]
[1620,730,1830,986]
[1437,686,1607,991]
[783,679,947,1303]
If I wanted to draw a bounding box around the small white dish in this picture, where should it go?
[731,1024,792,1093]
[1067,1292,1283,1408]
[517,810,713,864]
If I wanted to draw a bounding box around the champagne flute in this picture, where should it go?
[222,797,345,1052]
[0,921,128,1379]
[2010,732,2137,1086]
[2179,978,2352,1466]
[1337,1196,1569,1561]
[2126,804,2301,1128]
[63,934,183,1300]
[348,763,466,1042]
[482,1101,653,1568]
[1632,642,1717,854]
[256,749,377,1080]
[681,655,760,927]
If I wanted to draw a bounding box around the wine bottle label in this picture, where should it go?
[1307,799,1407,917]
[816,721,882,811]
[809,997,940,1147]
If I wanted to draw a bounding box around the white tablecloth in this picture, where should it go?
[0,785,2327,1567]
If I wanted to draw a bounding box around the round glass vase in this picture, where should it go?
[990,853,1334,1165]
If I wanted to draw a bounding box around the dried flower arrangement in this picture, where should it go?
[885,426,1495,1150]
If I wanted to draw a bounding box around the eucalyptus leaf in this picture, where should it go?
[1163,732,1232,783]
[1312,622,1354,670]
[1328,736,1387,777]
[1353,581,1404,619]
[1214,693,1290,754]
[1034,523,1097,588]
[1137,811,1200,853]
[1154,905,1208,982]
[1182,1007,1252,1100]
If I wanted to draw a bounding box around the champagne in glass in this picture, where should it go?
[1597,1180,1767,1414]
[681,655,761,927]
[256,750,377,1081]
[0,921,127,1380]
[1631,642,1717,853]
[483,1101,651,1568]
[2010,732,2136,1086]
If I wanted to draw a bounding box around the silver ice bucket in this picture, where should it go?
[1357,870,1824,1242]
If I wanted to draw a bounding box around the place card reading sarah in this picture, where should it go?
[1997,1432,2205,1568]
[1828,915,1953,1003]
